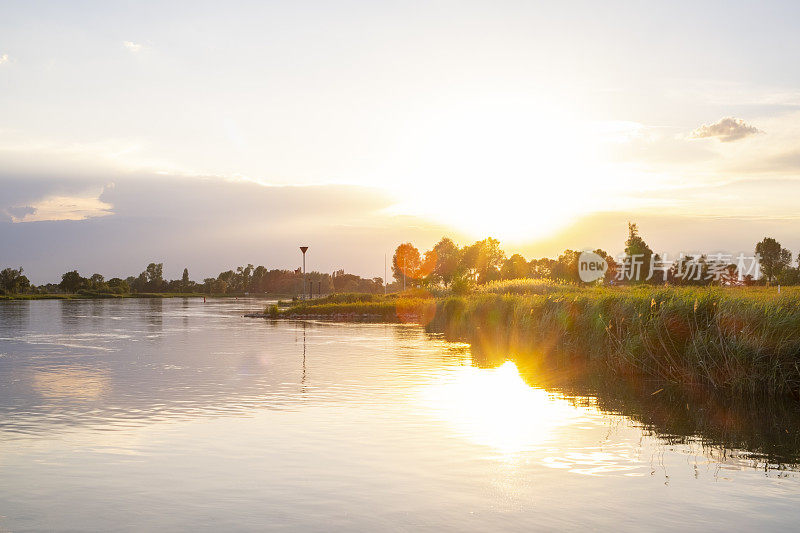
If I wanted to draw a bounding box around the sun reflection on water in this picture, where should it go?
[420,361,592,457]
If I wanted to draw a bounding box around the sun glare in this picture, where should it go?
[382,99,623,242]
[420,361,586,457]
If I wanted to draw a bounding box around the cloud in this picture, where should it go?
[0,53,9,65]
[123,41,143,53]
[0,173,452,283]
[6,205,36,220]
[690,117,762,142]
[6,192,113,223]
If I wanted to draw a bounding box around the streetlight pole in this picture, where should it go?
[300,246,308,300]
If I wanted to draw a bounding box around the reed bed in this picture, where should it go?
[432,286,800,396]
[278,293,436,321]
[275,284,800,396]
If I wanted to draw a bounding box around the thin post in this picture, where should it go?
[300,246,309,300]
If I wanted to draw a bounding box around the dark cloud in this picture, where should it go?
[5,205,36,220]
[690,117,762,142]
[0,173,454,283]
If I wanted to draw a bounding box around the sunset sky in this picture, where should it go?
[3,1,800,282]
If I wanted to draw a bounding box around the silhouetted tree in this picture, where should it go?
[755,237,792,283]
[529,258,557,279]
[461,237,505,284]
[107,278,130,294]
[593,249,618,283]
[145,263,164,285]
[0,267,30,295]
[501,254,529,280]
[428,237,462,286]
[623,222,654,283]
[60,270,85,293]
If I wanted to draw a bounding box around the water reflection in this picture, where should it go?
[31,366,110,401]
[421,361,586,456]
[468,341,800,471]
[1,299,799,473]
[3,300,800,530]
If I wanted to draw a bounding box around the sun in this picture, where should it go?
[381,97,618,243]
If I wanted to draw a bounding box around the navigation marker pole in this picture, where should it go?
[300,246,309,300]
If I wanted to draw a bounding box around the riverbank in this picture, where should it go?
[0,292,295,300]
[271,284,800,397]
[0,293,214,300]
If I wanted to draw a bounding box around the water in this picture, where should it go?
[1,298,800,531]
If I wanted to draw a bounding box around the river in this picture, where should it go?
[1,298,799,531]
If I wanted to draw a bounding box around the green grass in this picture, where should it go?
[279,294,437,321]
[276,290,436,319]
[0,293,78,300]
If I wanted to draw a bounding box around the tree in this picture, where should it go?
[107,278,131,294]
[501,254,529,280]
[755,237,792,283]
[60,270,85,293]
[593,249,618,283]
[529,258,557,279]
[623,222,654,283]
[181,268,190,288]
[461,237,505,284]
[145,263,164,285]
[0,267,30,295]
[131,272,148,292]
[392,243,422,288]
[235,264,254,292]
[429,237,462,286]
[776,267,800,286]
[551,249,581,282]
[669,255,709,286]
[85,273,111,293]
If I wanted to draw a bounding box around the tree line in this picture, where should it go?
[391,223,800,289]
[3,224,798,296]
[0,263,385,297]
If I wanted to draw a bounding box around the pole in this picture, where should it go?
[300,246,309,300]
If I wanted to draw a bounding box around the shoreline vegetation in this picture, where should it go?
[254,225,800,399]
[268,282,800,398]
[0,262,389,300]
[0,292,295,301]
[6,224,800,398]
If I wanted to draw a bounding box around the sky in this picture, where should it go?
[3,1,800,283]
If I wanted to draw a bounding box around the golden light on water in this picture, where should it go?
[31,367,109,401]
[421,361,586,456]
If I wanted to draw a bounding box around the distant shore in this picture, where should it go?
[0,293,293,301]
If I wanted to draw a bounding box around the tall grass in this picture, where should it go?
[270,283,800,396]
[477,278,577,295]
[431,286,800,396]
[279,293,436,322]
